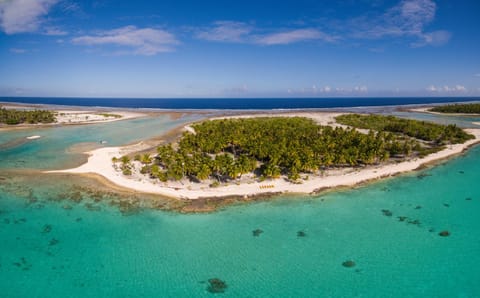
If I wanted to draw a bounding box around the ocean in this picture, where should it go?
[1,96,479,110]
[1,99,480,297]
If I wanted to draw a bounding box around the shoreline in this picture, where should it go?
[48,112,480,201]
[409,106,480,116]
[0,103,199,131]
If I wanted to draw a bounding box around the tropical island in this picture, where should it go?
[429,103,480,114]
[56,111,480,201]
[0,106,56,125]
[0,104,141,127]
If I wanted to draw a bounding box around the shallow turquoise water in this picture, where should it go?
[1,115,479,297]
[0,114,201,170]
[392,111,480,128]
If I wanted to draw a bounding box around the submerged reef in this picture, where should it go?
[342,260,356,268]
[252,229,263,237]
[207,278,227,293]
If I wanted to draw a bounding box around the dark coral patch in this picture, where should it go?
[342,260,356,268]
[42,224,52,234]
[397,216,407,222]
[381,209,393,217]
[438,230,450,237]
[407,219,421,226]
[297,231,306,237]
[252,229,263,237]
[417,173,431,180]
[207,278,227,293]
[49,238,59,246]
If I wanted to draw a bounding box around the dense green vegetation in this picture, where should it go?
[123,115,472,184]
[0,106,56,125]
[335,114,474,145]
[430,103,480,114]
[99,113,122,118]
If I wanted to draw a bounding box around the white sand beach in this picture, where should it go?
[49,113,480,200]
[26,135,41,140]
[54,110,142,124]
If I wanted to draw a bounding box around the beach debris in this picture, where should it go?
[397,216,408,222]
[42,224,52,234]
[414,205,422,210]
[297,231,306,237]
[207,278,227,293]
[252,229,263,237]
[342,260,356,268]
[381,209,393,217]
[438,230,450,237]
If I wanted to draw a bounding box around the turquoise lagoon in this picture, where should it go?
[0,113,480,297]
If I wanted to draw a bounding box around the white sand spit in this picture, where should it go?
[26,135,41,140]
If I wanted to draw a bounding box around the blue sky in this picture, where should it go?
[0,0,479,98]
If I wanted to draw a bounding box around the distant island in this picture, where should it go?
[0,104,139,126]
[429,103,480,114]
[0,106,56,125]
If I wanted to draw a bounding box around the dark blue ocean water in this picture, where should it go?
[1,96,479,110]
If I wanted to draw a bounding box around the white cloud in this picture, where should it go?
[196,21,334,46]
[426,85,467,93]
[223,84,248,95]
[474,73,480,77]
[72,26,179,56]
[0,0,58,34]
[348,0,450,47]
[354,85,368,92]
[412,30,451,47]
[322,86,331,93]
[255,28,333,45]
[9,48,27,54]
[195,21,252,42]
[43,26,68,36]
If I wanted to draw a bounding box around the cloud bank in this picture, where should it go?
[72,26,179,55]
[0,0,58,34]
[348,0,451,47]
[196,22,334,45]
